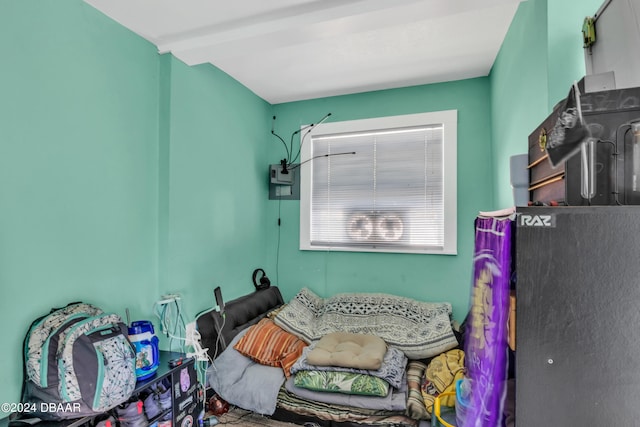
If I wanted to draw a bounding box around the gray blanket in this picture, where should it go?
[207,328,284,415]
[284,376,408,412]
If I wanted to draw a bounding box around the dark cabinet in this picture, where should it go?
[10,351,202,427]
[515,206,640,426]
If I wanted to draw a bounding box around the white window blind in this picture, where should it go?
[300,111,457,255]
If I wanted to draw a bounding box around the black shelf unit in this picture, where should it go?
[10,351,202,427]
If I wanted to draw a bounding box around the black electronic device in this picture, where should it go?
[528,79,640,206]
[168,357,184,368]
[270,162,294,184]
[214,286,225,316]
[252,268,271,290]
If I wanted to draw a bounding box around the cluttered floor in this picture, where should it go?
[214,406,431,427]
[215,407,299,426]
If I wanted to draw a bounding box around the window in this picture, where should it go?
[300,110,457,255]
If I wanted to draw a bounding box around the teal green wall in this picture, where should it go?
[162,57,272,316]
[547,0,604,110]
[0,0,611,417]
[491,0,604,208]
[269,78,494,321]
[0,0,160,410]
[490,0,550,209]
[0,0,270,413]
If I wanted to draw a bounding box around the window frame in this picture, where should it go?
[299,110,457,255]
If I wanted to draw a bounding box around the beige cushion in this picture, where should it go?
[306,332,387,370]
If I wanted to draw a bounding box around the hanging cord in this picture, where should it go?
[153,296,188,353]
[154,296,222,407]
[185,321,216,389]
[276,197,282,287]
[290,113,332,165]
[209,313,227,372]
[201,312,227,404]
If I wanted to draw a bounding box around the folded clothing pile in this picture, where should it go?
[290,332,406,398]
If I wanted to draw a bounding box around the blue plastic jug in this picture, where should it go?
[127,320,160,381]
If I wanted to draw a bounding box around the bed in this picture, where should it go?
[196,286,460,427]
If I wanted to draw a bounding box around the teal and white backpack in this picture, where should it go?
[21,302,137,420]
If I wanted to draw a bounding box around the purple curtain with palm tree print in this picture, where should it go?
[460,216,512,427]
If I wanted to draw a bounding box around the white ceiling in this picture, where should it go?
[84,0,524,104]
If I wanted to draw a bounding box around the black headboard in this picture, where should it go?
[196,286,284,360]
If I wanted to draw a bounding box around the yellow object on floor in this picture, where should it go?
[422,349,465,413]
[431,391,457,427]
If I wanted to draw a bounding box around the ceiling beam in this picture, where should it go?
[158,0,522,66]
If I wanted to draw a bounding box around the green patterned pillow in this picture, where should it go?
[293,370,390,397]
